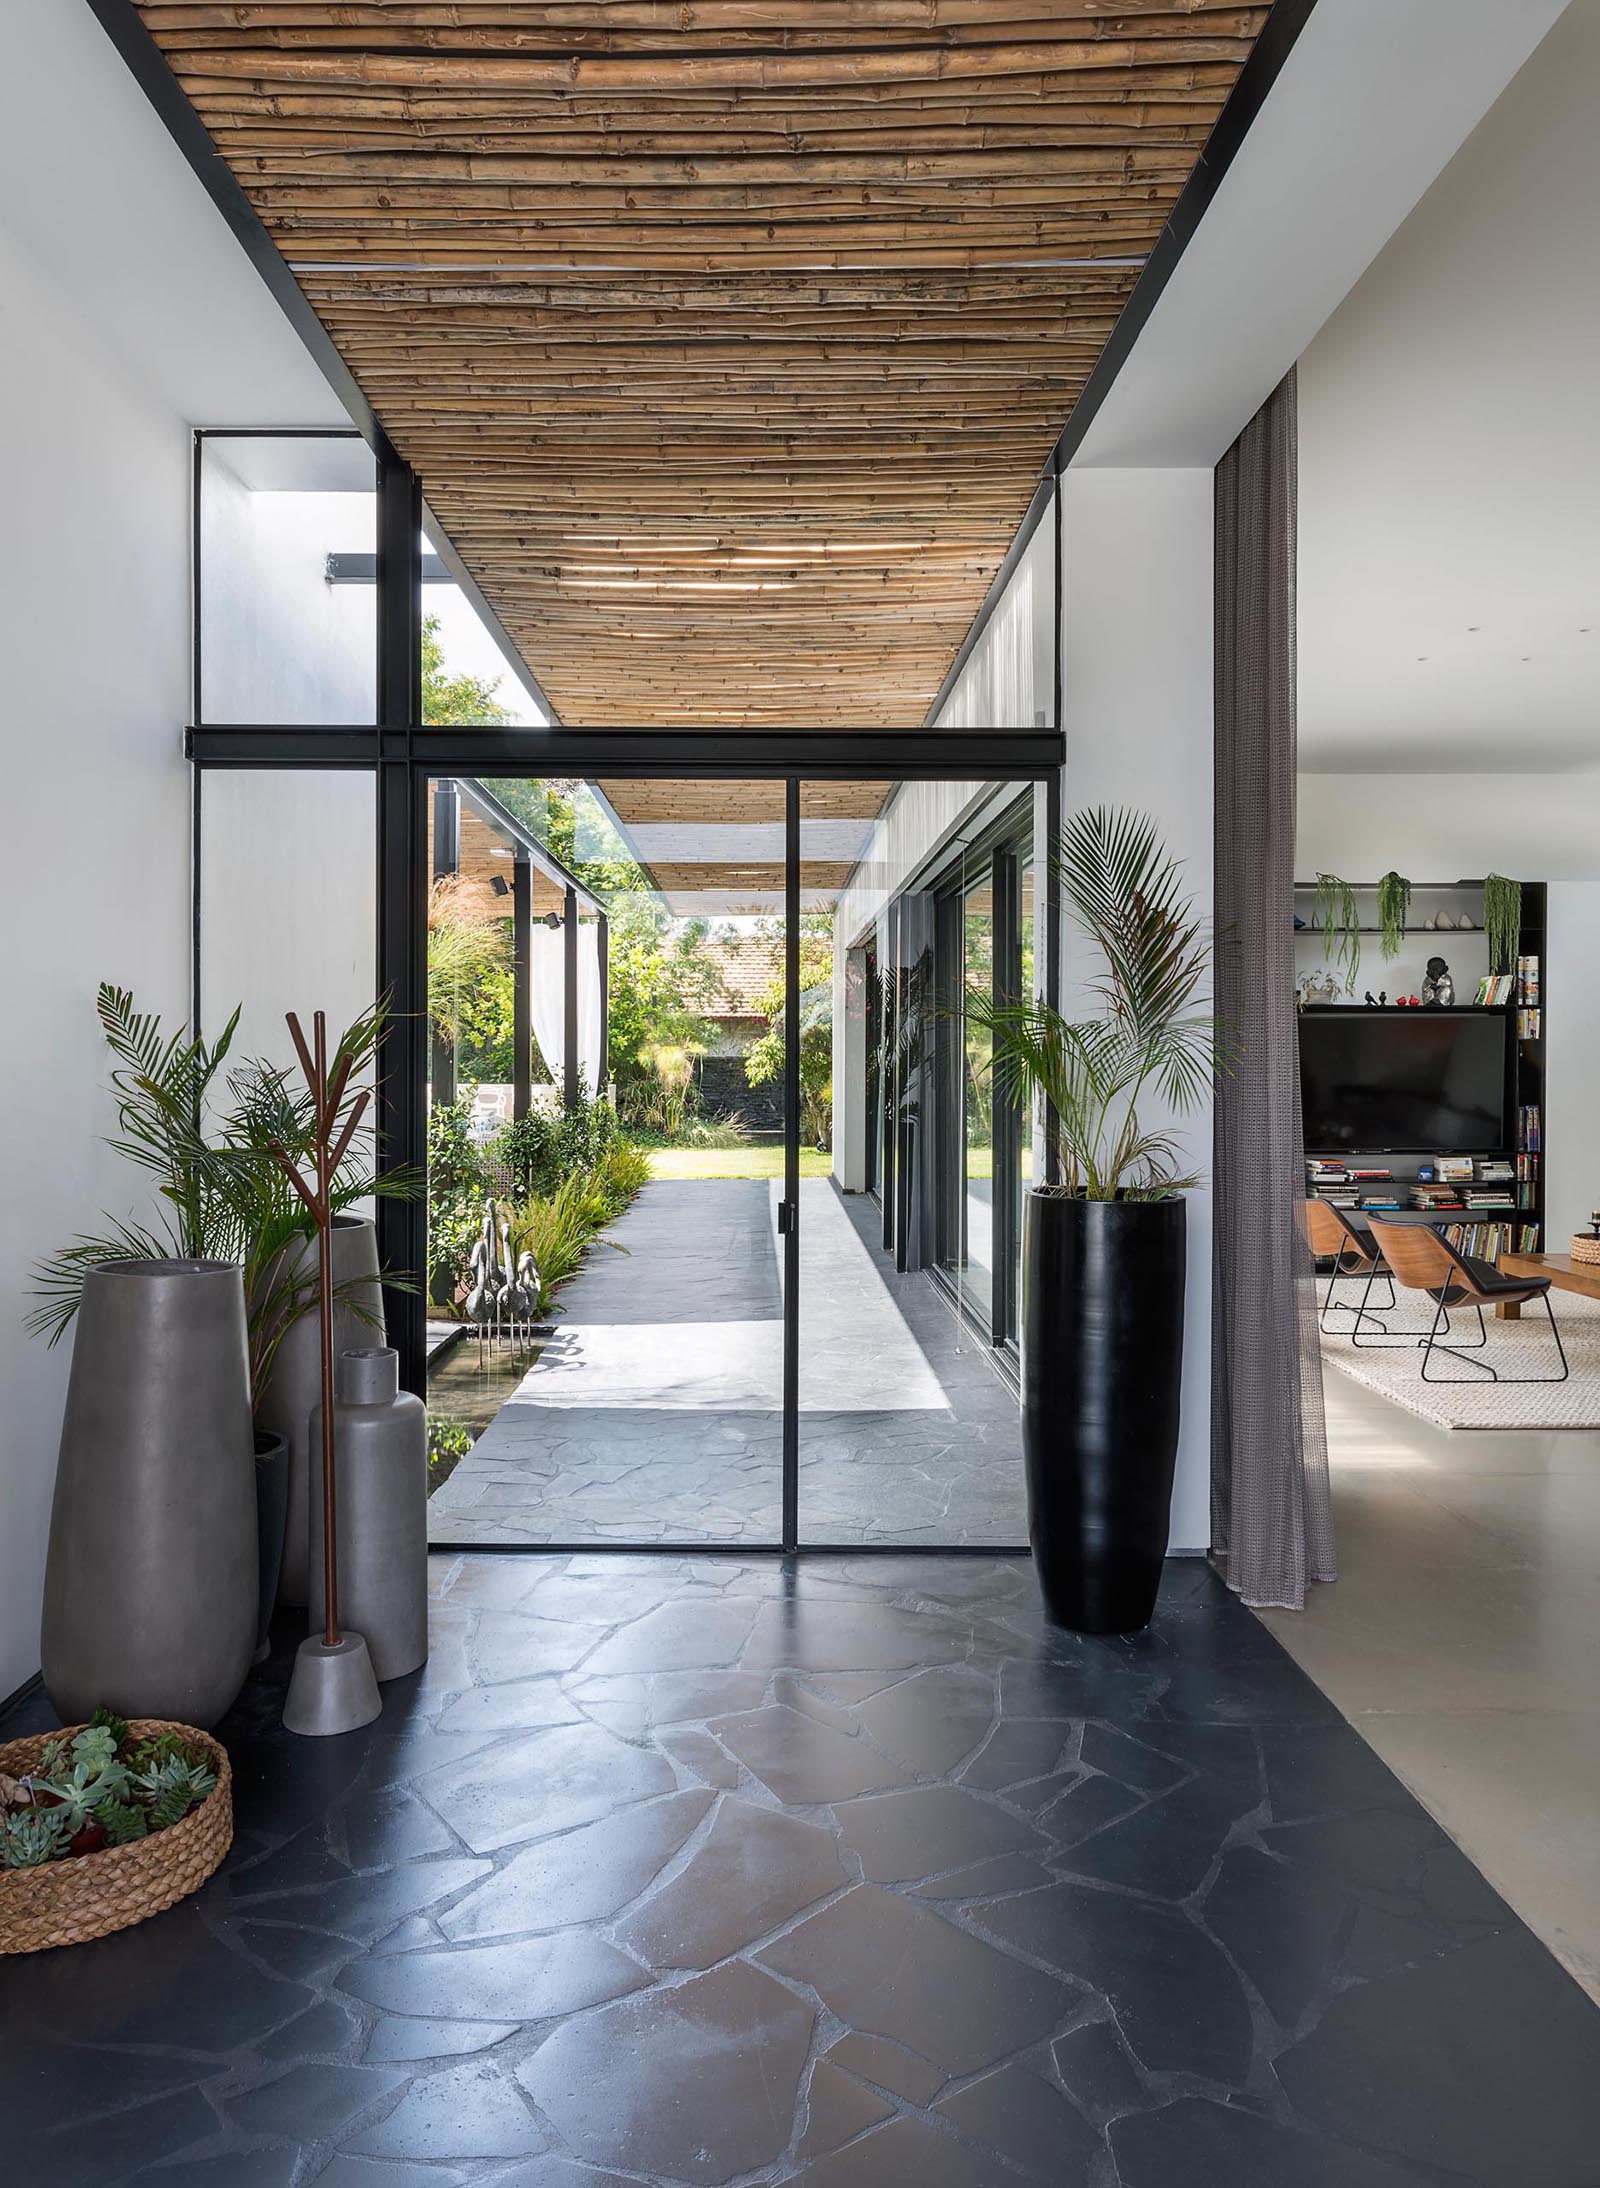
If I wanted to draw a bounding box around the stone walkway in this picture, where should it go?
[427,1177,1027,1546]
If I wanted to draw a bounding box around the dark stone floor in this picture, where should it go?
[4,1554,1599,2187]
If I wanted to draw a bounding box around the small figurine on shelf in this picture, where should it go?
[1420,956,1455,1008]
[1364,990,1377,1008]
[1379,991,1388,1007]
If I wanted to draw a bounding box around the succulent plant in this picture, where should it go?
[1,1711,218,1869]
[2,1808,66,1870]
[27,1758,131,1835]
[94,1800,150,1847]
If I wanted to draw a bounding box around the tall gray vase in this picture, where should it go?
[257,1214,383,1608]
[43,1259,257,1729]
[309,1348,429,1681]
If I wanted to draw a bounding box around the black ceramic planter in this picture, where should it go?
[1021,1191,1186,1634]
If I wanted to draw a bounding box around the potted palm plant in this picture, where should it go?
[30,989,413,1682]
[968,809,1221,1634]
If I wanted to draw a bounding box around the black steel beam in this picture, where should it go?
[782,778,801,1554]
[430,779,460,1111]
[512,853,532,1122]
[188,727,1065,779]
[375,452,428,1402]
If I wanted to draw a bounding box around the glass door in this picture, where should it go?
[424,776,787,1547]
[796,780,1034,1546]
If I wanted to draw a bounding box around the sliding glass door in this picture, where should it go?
[797,780,1037,1546]
[395,766,1048,1550]
[424,776,787,1547]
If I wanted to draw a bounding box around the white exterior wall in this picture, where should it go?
[932,509,1056,730]
[1060,471,1216,1555]
[0,224,193,1702]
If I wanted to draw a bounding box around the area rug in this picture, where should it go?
[1319,1287,1600,1431]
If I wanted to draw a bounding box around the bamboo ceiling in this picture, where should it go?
[138,2,1269,727]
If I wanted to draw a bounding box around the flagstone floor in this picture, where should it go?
[7,1552,1600,2186]
[428,1178,1027,1548]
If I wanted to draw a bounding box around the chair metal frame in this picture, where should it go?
[1368,1218,1571,1386]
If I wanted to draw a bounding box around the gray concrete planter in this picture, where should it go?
[255,1214,384,1607]
[309,1348,429,1681]
[42,1259,257,1729]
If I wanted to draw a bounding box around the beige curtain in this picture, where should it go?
[1212,367,1336,1610]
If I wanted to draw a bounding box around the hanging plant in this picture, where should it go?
[1375,872,1411,961]
[1315,873,1361,993]
[1484,874,1522,976]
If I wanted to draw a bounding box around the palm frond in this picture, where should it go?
[963,807,1226,1200]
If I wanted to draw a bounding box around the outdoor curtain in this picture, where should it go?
[1212,366,1337,1610]
[530,918,604,1099]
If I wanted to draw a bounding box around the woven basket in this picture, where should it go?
[0,1720,232,1954]
[1570,1235,1600,1268]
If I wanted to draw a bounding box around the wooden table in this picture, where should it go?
[1494,1251,1600,1318]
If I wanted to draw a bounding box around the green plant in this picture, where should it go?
[2,1715,218,1870]
[427,1414,472,1494]
[27,988,414,1404]
[1314,873,1362,992]
[1,1809,64,1868]
[1376,872,1412,960]
[965,808,1222,1201]
[1484,873,1522,976]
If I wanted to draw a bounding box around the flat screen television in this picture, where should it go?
[1299,1011,1509,1153]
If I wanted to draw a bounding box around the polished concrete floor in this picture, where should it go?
[428,1178,1027,1548]
[6,1553,1600,2186]
[1259,1368,1600,2002]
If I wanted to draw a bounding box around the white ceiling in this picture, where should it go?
[1298,0,1600,774]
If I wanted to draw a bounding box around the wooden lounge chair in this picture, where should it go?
[1305,1197,1395,1337]
[1368,1216,1569,1384]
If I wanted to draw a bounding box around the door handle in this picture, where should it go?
[777,1201,797,1235]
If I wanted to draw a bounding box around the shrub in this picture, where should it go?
[495,1092,617,1199]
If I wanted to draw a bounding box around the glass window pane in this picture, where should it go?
[803,779,1030,1547]
[425,777,785,1548]
[422,512,547,727]
[199,769,376,1068]
[198,434,375,724]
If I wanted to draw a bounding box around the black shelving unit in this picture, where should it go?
[1297,881,1546,1259]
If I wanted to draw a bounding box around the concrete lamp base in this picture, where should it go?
[282,1632,383,1737]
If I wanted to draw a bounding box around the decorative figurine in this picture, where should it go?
[1421,956,1454,1007]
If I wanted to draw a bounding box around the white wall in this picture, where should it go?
[933,512,1055,730]
[1060,471,1216,1553]
[1297,772,1600,1246]
[0,223,192,1701]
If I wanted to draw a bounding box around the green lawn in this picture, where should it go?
[646,1145,834,1180]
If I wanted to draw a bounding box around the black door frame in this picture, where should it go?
[188,437,1064,1555]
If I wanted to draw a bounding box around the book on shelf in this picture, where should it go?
[1436,1156,1476,1183]
[1474,973,1516,1006]
[1478,1160,1514,1184]
[1347,1167,1393,1181]
[1443,1220,1540,1262]
[1518,1105,1542,1154]
[1517,954,1541,1006]
[1517,1008,1542,1039]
